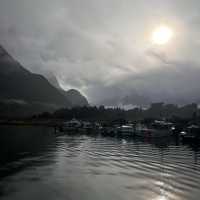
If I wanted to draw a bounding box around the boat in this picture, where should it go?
[61,119,102,134]
[81,121,94,134]
[135,120,173,138]
[180,125,200,143]
[62,118,82,132]
[116,124,134,136]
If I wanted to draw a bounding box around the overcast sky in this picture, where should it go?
[1,0,200,104]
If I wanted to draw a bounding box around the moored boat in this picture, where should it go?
[62,118,82,132]
[180,125,200,143]
[135,120,173,138]
[116,124,134,137]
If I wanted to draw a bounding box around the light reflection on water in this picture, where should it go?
[0,126,200,200]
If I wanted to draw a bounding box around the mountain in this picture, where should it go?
[46,74,89,107]
[46,73,62,90]
[0,45,71,117]
[61,89,88,107]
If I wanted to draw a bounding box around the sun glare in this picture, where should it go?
[152,26,173,45]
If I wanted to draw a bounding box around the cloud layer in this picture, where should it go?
[1,0,200,104]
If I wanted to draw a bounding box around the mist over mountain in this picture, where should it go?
[0,45,72,116]
[98,90,151,108]
[0,45,90,117]
[46,74,89,107]
[2,0,200,109]
[0,46,30,76]
[1,44,199,117]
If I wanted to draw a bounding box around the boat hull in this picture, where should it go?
[135,128,172,138]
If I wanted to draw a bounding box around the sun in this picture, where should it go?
[152,26,173,45]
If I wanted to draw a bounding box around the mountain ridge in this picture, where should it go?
[46,74,89,107]
[0,45,72,116]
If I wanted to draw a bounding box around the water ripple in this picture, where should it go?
[0,127,200,200]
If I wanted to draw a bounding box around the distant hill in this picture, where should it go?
[46,74,89,107]
[61,89,88,107]
[98,90,150,108]
[121,92,150,106]
[0,45,71,117]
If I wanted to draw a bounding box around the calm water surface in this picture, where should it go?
[0,126,200,200]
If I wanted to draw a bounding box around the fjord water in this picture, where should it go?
[0,126,200,200]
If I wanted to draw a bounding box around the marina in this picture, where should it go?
[53,118,200,144]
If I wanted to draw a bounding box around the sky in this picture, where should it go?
[1,0,200,105]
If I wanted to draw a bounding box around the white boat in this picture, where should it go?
[62,118,82,132]
[116,124,134,136]
[135,121,173,138]
[180,125,200,142]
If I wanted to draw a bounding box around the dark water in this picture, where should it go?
[0,126,200,200]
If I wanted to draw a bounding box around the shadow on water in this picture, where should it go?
[0,127,200,200]
[0,126,62,198]
[0,126,58,178]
